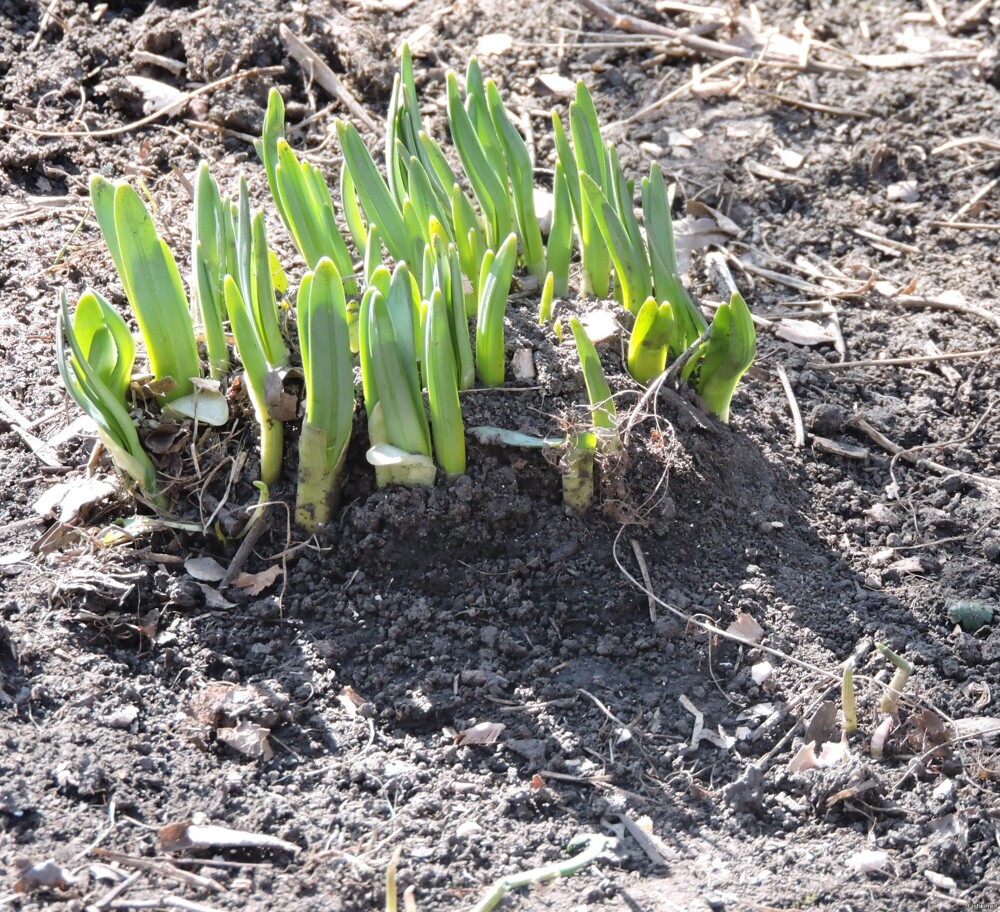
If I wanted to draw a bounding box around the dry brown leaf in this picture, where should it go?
[13,858,80,893]
[33,476,118,524]
[726,612,764,644]
[454,721,505,746]
[775,318,838,347]
[232,564,282,596]
[217,720,274,760]
[184,556,227,582]
[532,73,576,98]
[159,821,299,854]
[264,370,297,422]
[125,75,185,115]
[338,685,367,719]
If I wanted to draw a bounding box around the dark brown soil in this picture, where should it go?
[3,1,1000,910]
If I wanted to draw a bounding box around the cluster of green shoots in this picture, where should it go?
[56,46,756,533]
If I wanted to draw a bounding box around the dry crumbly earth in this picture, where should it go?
[2,0,1000,910]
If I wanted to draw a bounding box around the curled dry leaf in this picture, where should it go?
[159,821,300,854]
[775,318,838,347]
[232,564,282,596]
[338,685,368,719]
[264,370,298,422]
[455,721,505,746]
[217,719,274,761]
[845,849,889,875]
[184,556,227,583]
[725,612,764,645]
[13,858,80,893]
[531,73,576,98]
[125,75,185,115]
[787,739,851,773]
[33,476,118,524]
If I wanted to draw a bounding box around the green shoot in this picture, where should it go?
[691,292,756,423]
[485,79,545,280]
[258,89,357,293]
[90,177,201,401]
[425,288,466,476]
[56,290,159,502]
[539,272,555,325]
[337,118,421,267]
[296,258,355,532]
[446,70,512,250]
[475,233,518,387]
[640,162,706,354]
[569,317,621,452]
[876,642,913,715]
[546,161,573,298]
[191,163,232,378]
[224,276,284,486]
[580,172,650,317]
[471,834,610,912]
[627,296,674,385]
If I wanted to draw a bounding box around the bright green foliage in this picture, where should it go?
[580,172,650,317]
[192,164,233,378]
[640,162,706,355]
[446,71,513,251]
[257,89,357,293]
[230,177,289,371]
[569,317,620,451]
[539,272,555,325]
[425,288,466,476]
[546,162,573,298]
[56,289,159,500]
[690,292,756,423]
[475,233,518,387]
[90,177,201,401]
[224,276,283,485]
[485,79,545,281]
[296,258,355,532]
[627,296,674,385]
[337,118,424,269]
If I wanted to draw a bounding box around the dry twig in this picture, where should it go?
[279,26,381,134]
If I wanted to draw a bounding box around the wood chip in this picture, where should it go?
[812,437,869,460]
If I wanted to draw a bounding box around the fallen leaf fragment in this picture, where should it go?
[787,739,851,772]
[775,318,838,347]
[475,32,512,56]
[887,180,919,202]
[159,821,300,854]
[578,310,619,345]
[845,849,888,875]
[13,858,80,893]
[33,476,118,524]
[925,870,957,891]
[532,73,576,98]
[184,556,227,582]
[949,716,1000,741]
[455,721,505,746]
[751,661,772,685]
[232,564,282,596]
[264,370,297,422]
[726,612,764,645]
[125,75,185,115]
[217,719,274,760]
[338,684,368,719]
